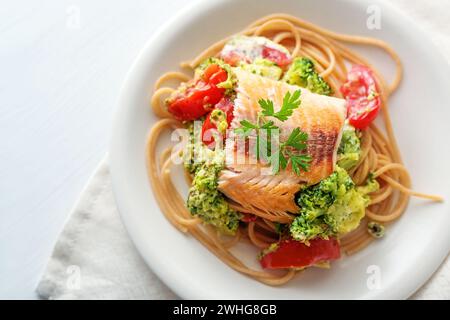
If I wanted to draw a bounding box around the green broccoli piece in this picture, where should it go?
[184,124,241,235]
[183,122,204,174]
[324,183,368,235]
[337,124,362,170]
[290,166,377,242]
[283,57,332,96]
[290,215,331,242]
[187,159,241,235]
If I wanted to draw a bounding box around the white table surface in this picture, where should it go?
[0,0,189,299]
[1,0,448,300]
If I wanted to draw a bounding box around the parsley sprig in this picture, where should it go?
[234,89,312,175]
[259,89,302,121]
[281,128,311,175]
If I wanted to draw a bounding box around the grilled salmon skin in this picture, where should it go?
[217,69,346,218]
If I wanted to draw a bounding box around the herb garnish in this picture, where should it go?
[234,89,311,175]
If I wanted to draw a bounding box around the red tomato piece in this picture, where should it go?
[340,65,381,129]
[203,64,228,85]
[259,238,341,269]
[201,113,216,146]
[168,81,224,121]
[214,97,234,124]
[261,45,292,67]
[201,97,234,147]
[167,64,229,121]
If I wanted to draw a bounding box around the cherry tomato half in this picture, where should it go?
[201,97,234,147]
[203,63,228,84]
[259,238,341,269]
[167,64,228,121]
[340,65,381,130]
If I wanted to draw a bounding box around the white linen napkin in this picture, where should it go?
[36,158,177,300]
[37,0,450,299]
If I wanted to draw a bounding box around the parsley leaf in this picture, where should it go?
[261,120,277,130]
[258,89,302,122]
[271,128,311,175]
[271,151,288,174]
[234,119,258,137]
[273,89,302,121]
[259,98,275,117]
[290,154,312,175]
[284,127,308,150]
[239,119,258,129]
[234,90,312,176]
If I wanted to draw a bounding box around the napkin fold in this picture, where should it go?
[36,158,176,300]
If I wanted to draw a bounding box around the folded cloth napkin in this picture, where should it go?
[36,158,177,299]
[36,158,449,300]
[38,0,450,299]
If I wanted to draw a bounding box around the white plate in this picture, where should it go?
[110,0,450,299]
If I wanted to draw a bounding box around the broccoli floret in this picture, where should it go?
[283,57,332,96]
[324,184,368,235]
[183,122,204,174]
[184,124,241,235]
[290,166,378,242]
[290,215,331,242]
[337,124,362,170]
[187,158,241,235]
[239,58,283,80]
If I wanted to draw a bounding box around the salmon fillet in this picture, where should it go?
[218,69,346,217]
